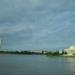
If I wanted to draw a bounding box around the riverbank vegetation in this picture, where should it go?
[0,50,67,56]
[0,51,44,55]
[45,51,67,56]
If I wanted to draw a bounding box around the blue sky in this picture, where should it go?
[0,0,75,50]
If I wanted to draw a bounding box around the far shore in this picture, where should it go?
[0,50,75,57]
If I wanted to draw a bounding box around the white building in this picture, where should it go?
[64,46,75,56]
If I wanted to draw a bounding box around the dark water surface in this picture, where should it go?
[0,54,75,75]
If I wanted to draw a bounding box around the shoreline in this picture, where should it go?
[0,53,75,57]
[0,50,75,57]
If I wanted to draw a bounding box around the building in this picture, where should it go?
[59,50,63,54]
[64,46,75,56]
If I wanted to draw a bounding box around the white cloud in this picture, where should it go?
[0,22,32,34]
[0,0,66,19]
[0,0,75,49]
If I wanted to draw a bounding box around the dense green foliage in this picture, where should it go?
[45,51,67,56]
[0,50,67,56]
[0,51,44,55]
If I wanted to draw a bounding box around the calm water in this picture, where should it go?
[0,55,75,75]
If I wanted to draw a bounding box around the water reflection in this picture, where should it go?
[66,57,75,73]
[0,55,75,75]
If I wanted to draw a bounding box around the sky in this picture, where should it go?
[0,0,75,50]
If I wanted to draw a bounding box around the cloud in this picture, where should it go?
[0,0,66,20]
[0,22,32,35]
[0,0,75,50]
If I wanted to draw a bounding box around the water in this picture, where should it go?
[0,54,75,75]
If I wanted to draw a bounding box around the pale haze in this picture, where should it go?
[0,0,75,50]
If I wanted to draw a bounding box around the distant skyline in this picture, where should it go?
[0,0,75,50]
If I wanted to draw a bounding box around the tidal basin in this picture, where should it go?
[0,55,75,75]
